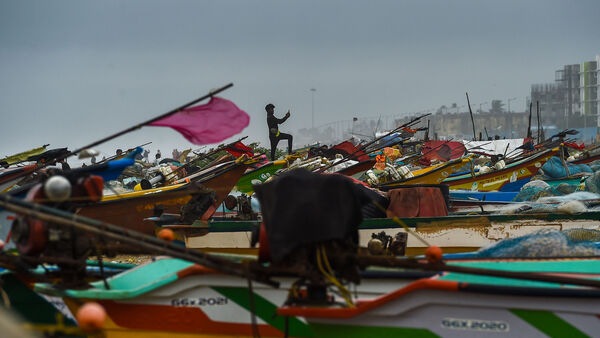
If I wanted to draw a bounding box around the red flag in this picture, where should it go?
[331,141,370,162]
[225,141,254,158]
[148,97,250,145]
[564,142,585,150]
[421,140,466,164]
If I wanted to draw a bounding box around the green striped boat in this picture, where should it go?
[234,158,289,194]
[33,255,600,338]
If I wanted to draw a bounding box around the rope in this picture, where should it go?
[0,286,10,308]
[315,245,354,307]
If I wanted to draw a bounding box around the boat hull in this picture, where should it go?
[185,211,600,254]
[32,257,600,338]
[234,160,287,194]
[37,258,409,338]
[77,162,247,237]
[442,149,558,192]
[332,159,376,177]
[279,258,600,337]
[285,280,600,338]
[378,158,470,190]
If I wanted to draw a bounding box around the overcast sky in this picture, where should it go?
[1,0,599,162]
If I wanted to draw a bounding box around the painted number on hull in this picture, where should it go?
[251,173,273,185]
[171,297,229,307]
[442,317,509,332]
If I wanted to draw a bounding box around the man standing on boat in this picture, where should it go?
[266,103,293,160]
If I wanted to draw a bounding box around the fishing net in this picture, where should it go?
[475,228,600,258]
[536,191,600,204]
[584,171,600,194]
[539,156,592,179]
[586,160,600,172]
[513,181,551,202]
[513,180,590,203]
[563,228,600,242]
[498,194,597,215]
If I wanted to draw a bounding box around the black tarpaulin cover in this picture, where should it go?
[253,168,372,263]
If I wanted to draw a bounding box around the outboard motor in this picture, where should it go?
[10,172,104,284]
[223,194,257,220]
[367,231,408,256]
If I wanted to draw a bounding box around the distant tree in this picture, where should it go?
[248,142,269,155]
[450,103,459,113]
[436,105,448,114]
[490,100,505,114]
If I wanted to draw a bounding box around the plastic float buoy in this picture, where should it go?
[157,228,175,241]
[425,245,443,264]
[76,302,106,332]
[43,175,72,202]
[367,238,384,255]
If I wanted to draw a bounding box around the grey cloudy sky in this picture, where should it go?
[1,0,599,161]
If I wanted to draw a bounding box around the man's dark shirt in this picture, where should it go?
[267,113,289,136]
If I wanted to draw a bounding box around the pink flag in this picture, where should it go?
[148,97,250,145]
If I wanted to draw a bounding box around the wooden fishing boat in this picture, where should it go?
[558,140,600,165]
[77,160,248,237]
[447,190,519,211]
[185,209,600,255]
[3,167,600,338]
[33,256,317,338]
[234,158,289,194]
[448,190,518,203]
[28,254,600,338]
[277,257,600,338]
[78,181,212,236]
[359,209,600,249]
[234,155,374,195]
[0,271,81,336]
[176,159,250,207]
[9,164,600,259]
[0,144,49,168]
[329,158,376,177]
[572,151,600,165]
[0,164,39,193]
[376,157,471,190]
[0,260,134,337]
[442,147,559,192]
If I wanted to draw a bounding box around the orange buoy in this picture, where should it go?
[76,302,106,332]
[374,154,386,170]
[157,228,175,241]
[425,245,443,264]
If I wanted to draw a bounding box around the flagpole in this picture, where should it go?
[1,83,234,185]
[68,83,234,157]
